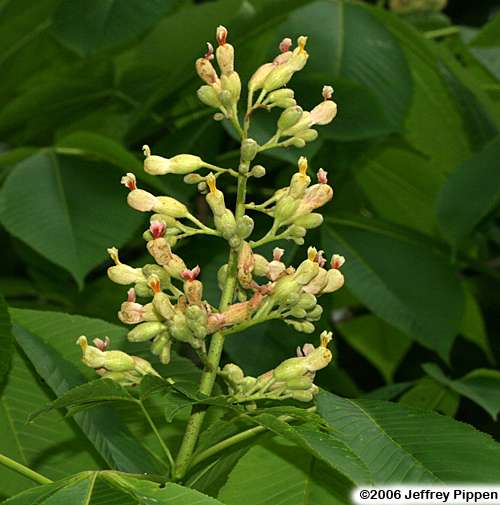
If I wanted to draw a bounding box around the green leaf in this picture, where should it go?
[337,315,412,383]
[399,377,459,417]
[436,135,500,245]
[317,390,500,483]
[322,218,464,360]
[0,347,103,498]
[461,286,494,362]
[10,308,168,475]
[423,363,500,421]
[277,0,412,140]
[0,292,13,383]
[0,151,144,287]
[51,0,180,57]
[4,472,227,504]
[219,438,352,505]
[29,379,137,421]
[251,413,371,485]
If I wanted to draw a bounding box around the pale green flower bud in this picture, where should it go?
[241,138,258,162]
[143,146,204,176]
[286,225,307,240]
[217,263,228,290]
[219,89,233,108]
[277,106,303,131]
[272,275,300,302]
[198,181,208,193]
[170,311,198,346]
[132,356,161,376]
[205,174,226,216]
[290,138,306,148]
[288,307,307,318]
[236,215,254,239]
[97,369,141,387]
[222,363,245,384]
[143,303,161,322]
[322,268,344,294]
[103,350,136,372]
[248,62,274,91]
[107,247,145,285]
[297,292,317,310]
[266,88,296,108]
[253,254,269,277]
[215,209,237,239]
[303,268,328,295]
[143,264,170,283]
[128,322,167,342]
[155,196,189,218]
[134,281,151,297]
[151,333,171,362]
[148,275,175,319]
[285,320,315,333]
[286,376,315,390]
[262,65,294,92]
[250,165,266,178]
[294,248,321,285]
[293,213,323,229]
[184,173,205,184]
[164,253,187,279]
[197,85,222,108]
[185,305,208,339]
[307,305,323,321]
[275,195,300,224]
[289,388,317,402]
[288,157,311,199]
[281,111,312,137]
[221,72,241,100]
[296,129,318,142]
[77,336,106,368]
[142,146,171,175]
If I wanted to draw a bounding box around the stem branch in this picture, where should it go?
[0,453,53,485]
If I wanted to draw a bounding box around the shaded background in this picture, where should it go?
[1,0,500,492]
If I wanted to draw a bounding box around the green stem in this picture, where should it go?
[190,408,315,468]
[0,453,53,485]
[174,164,249,481]
[139,401,175,471]
[424,26,460,39]
[222,312,280,336]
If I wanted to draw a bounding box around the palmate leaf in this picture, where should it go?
[0,151,144,287]
[8,308,202,476]
[316,390,500,483]
[0,346,103,499]
[219,438,352,505]
[3,472,226,505]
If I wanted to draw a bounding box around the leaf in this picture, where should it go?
[423,363,500,421]
[51,0,180,57]
[337,315,412,383]
[276,0,413,140]
[399,377,459,417]
[436,135,500,245]
[354,142,444,235]
[250,413,371,485]
[362,382,414,400]
[460,285,494,362]
[29,379,137,421]
[322,218,464,360]
[9,308,203,475]
[0,292,13,383]
[219,438,352,505]
[0,347,103,499]
[317,390,500,483]
[0,151,144,287]
[4,472,227,504]
[10,308,168,475]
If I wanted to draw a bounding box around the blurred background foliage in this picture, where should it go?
[1,0,500,493]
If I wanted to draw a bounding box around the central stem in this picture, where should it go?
[174,162,248,481]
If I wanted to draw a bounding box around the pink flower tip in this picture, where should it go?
[182,265,201,281]
[205,42,215,60]
[317,168,328,184]
[150,220,166,239]
[93,336,110,351]
[316,250,327,268]
[279,37,292,53]
[216,25,228,45]
[331,254,345,270]
[127,288,136,302]
[273,247,285,262]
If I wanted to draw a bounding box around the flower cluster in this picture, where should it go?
[221,331,333,403]
[77,25,345,405]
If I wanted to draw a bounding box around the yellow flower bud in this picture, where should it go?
[197,85,222,108]
[322,268,344,294]
[248,62,274,91]
[155,196,189,218]
[221,71,241,100]
[277,106,303,131]
[127,322,167,342]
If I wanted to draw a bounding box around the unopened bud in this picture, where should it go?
[278,106,303,131]
[322,268,344,294]
[331,254,345,269]
[293,213,323,229]
[128,322,167,342]
[221,71,240,99]
[296,129,318,142]
[266,88,296,108]
[253,254,269,277]
[310,99,337,126]
[205,174,226,216]
[275,195,300,224]
[250,165,266,178]
[272,275,300,302]
[197,85,222,108]
[155,196,189,218]
[307,305,323,321]
[248,62,274,91]
[184,173,205,184]
[216,209,237,239]
[196,54,220,86]
[236,215,254,239]
[297,292,317,310]
[263,65,294,92]
[241,138,258,162]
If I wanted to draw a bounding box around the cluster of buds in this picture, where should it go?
[196,25,241,120]
[221,331,333,403]
[77,336,159,386]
